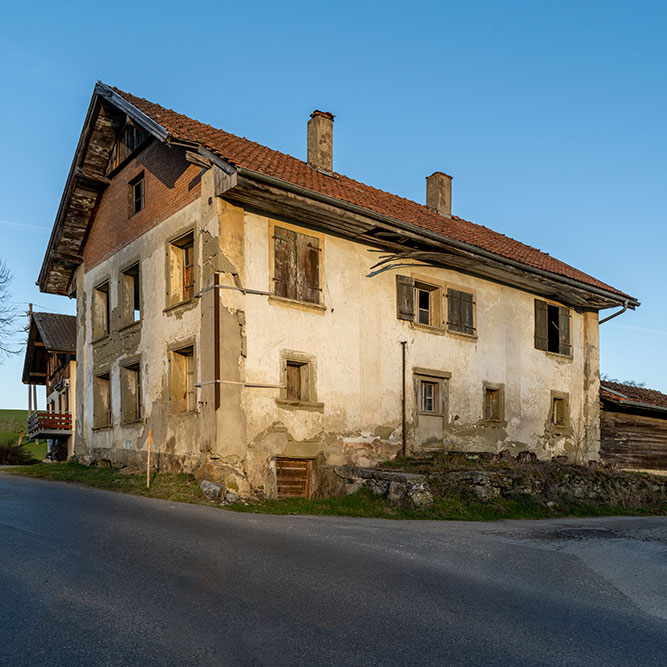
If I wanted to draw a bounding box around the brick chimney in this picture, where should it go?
[307,110,334,173]
[426,171,453,217]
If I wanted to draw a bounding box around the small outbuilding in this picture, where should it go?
[600,380,667,472]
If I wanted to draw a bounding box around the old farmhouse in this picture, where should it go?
[37,82,639,497]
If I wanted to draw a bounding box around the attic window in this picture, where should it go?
[129,173,145,215]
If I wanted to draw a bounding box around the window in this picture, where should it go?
[395,276,442,328]
[93,372,112,428]
[550,393,569,428]
[93,281,110,339]
[121,362,142,423]
[286,361,305,401]
[120,263,141,326]
[129,172,145,215]
[447,288,475,335]
[535,299,571,355]
[278,352,321,408]
[483,384,505,422]
[419,380,438,413]
[171,346,196,412]
[273,226,321,304]
[168,232,195,306]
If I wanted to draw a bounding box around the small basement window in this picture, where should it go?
[129,172,145,215]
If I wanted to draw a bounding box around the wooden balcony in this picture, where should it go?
[28,411,72,439]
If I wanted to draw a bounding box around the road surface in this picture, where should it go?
[1,474,667,666]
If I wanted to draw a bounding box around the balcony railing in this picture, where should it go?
[28,411,72,439]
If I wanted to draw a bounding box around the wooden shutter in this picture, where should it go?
[558,306,571,356]
[447,289,462,331]
[285,363,302,401]
[274,227,297,300]
[396,275,415,320]
[461,291,474,334]
[297,233,320,304]
[534,299,548,350]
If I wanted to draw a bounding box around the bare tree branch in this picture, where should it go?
[0,258,20,361]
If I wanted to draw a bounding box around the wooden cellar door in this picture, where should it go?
[276,457,312,499]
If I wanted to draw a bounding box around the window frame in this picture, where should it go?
[277,350,323,411]
[120,360,143,424]
[413,369,450,418]
[119,261,141,328]
[166,230,196,309]
[169,343,197,413]
[549,391,570,430]
[535,298,572,357]
[93,371,112,429]
[92,280,111,341]
[482,382,505,423]
[269,220,325,310]
[129,172,145,216]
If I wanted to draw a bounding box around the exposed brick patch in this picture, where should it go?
[83,141,201,270]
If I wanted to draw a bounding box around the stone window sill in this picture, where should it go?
[119,319,142,333]
[276,399,324,412]
[121,418,145,427]
[92,424,113,431]
[164,298,195,314]
[92,334,110,345]
[268,295,327,314]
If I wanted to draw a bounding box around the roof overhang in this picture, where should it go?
[213,165,637,310]
[38,83,170,295]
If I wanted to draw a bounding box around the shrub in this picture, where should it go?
[0,441,33,465]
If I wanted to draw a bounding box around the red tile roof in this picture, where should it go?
[601,381,667,411]
[110,85,631,300]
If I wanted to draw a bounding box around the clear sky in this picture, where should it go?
[0,0,665,409]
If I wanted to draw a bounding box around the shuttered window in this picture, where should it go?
[276,458,312,498]
[484,388,503,421]
[535,299,571,355]
[447,289,475,335]
[274,227,320,304]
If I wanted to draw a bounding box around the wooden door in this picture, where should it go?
[276,457,312,498]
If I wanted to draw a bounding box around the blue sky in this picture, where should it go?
[0,0,665,409]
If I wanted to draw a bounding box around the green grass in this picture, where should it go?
[4,462,213,505]
[5,460,667,521]
[0,408,47,458]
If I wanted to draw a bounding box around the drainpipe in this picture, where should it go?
[599,299,628,325]
[401,341,407,457]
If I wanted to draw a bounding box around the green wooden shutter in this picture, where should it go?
[396,275,415,320]
[296,233,320,304]
[274,227,297,300]
[534,299,548,350]
[558,306,571,356]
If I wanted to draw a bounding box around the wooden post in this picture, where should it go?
[146,430,152,489]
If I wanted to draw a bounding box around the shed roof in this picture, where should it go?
[601,380,667,413]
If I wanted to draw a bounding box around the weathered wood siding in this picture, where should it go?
[600,407,667,469]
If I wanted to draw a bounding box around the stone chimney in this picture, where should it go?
[426,171,453,217]
[307,110,335,173]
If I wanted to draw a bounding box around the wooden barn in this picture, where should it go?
[600,381,667,471]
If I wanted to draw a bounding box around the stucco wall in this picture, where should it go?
[235,210,600,493]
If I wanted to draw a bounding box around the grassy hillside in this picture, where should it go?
[0,409,47,459]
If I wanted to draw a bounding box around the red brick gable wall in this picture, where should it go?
[82,140,202,270]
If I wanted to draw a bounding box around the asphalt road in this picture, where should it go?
[2,475,667,667]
